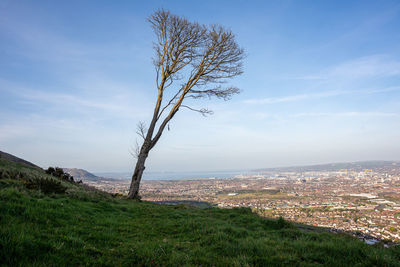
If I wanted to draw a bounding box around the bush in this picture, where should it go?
[46,167,74,182]
[54,167,64,178]
[0,169,67,194]
[0,169,9,179]
[0,169,26,180]
[232,207,253,214]
[62,173,74,182]
[45,167,55,175]
[277,216,291,229]
[25,177,67,194]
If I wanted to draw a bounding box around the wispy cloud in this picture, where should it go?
[20,90,143,116]
[290,112,400,118]
[292,55,400,81]
[289,75,326,81]
[0,6,142,75]
[0,76,152,120]
[245,55,400,105]
[244,90,343,104]
[328,55,400,79]
[244,86,400,105]
[0,12,88,63]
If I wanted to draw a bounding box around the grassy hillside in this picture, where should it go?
[0,150,41,169]
[1,158,399,266]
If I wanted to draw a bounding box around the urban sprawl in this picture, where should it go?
[83,164,400,243]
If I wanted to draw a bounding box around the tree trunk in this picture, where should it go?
[127,148,149,199]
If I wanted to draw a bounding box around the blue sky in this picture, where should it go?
[1,0,400,172]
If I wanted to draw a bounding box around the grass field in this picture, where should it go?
[1,158,399,266]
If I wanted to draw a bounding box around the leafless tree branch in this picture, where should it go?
[128,9,244,199]
[136,121,147,140]
[181,105,214,116]
[129,140,141,159]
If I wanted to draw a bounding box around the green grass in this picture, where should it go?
[1,158,399,266]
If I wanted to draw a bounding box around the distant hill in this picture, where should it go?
[255,160,400,172]
[0,150,42,170]
[63,168,102,181]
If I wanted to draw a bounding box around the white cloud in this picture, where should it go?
[0,76,152,120]
[244,86,400,105]
[20,90,146,118]
[248,55,400,105]
[290,75,326,81]
[244,90,344,104]
[328,55,400,79]
[287,55,400,81]
[290,112,400,118]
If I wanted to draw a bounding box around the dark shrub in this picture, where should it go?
[277,216,291,229]
[26,177,67,194]
[54,167,64,178]
[0,170,8,179]
[45,167,55,175]
[46,166,75,183]
[62,173,74,182]
[232,207,253,214]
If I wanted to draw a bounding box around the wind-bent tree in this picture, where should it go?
[128,10,244,199]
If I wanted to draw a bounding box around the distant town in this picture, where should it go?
[70,161,400,243]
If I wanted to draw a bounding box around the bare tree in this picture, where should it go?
[127,10,244,199]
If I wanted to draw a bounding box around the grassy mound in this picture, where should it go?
[0,158,399,266]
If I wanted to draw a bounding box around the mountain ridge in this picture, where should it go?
[62,168,100,181]
[254,160,400,172]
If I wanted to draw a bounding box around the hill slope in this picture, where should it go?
[1,157,399,266]
[63,167,102,181]
[0,150,41,169]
